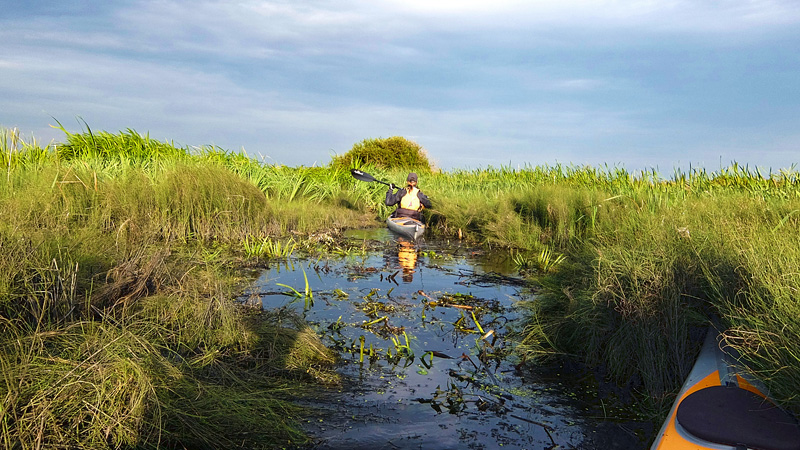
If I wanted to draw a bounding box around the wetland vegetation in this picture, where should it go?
[2,125,799,448]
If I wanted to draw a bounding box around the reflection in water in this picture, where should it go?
[396,239,417,282]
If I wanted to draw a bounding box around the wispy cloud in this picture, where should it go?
[95,0,800,63]
[552,78,607,91]
[386,0,800,32]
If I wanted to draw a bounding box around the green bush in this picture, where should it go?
[331,136,432,172]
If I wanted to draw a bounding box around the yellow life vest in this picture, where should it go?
[400,187,422,211]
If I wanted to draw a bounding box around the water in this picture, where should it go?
[250,229,651,449]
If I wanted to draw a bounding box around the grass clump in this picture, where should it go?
[55,125,190,163]
[1,322,163,449]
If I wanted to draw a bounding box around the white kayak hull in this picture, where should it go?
[386,216,425,240]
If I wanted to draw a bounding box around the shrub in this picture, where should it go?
[331,136,432,172]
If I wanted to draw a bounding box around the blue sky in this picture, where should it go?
[3,1,799,173]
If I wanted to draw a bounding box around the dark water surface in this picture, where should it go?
[251,229,652,449]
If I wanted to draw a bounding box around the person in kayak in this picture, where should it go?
[385,172,431,221]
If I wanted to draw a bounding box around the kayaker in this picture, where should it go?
[385,172,431,221]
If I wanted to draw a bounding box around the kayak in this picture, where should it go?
[386,216,425,240]
[650,327,800,450]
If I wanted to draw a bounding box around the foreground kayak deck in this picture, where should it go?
[650,327,800,450]
[386,216,425,240]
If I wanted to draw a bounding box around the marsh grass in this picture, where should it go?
[55,124,189,163]
[0,322,161,449]
[510,173,800,417]
[0,248,330,449]
[4,126,800,443]
[0,128,351,449]
[1,128,54,174]
[700,212,800,410]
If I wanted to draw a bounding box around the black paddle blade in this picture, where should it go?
[350,169,377,182]
[350,169,392,186]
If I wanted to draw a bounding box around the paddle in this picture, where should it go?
[350,169,396,189]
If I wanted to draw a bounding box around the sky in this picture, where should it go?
[2,0,800,174]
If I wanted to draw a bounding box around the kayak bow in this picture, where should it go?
[650,327,800,450]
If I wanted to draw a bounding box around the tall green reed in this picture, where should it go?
[1,127,54,173]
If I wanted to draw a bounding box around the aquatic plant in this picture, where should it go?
[276,266,314,309]
[244,236,297,258]
[390,331,414,359]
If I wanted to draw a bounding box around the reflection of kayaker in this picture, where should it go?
[397,240,417,282]
[650,326,800,450]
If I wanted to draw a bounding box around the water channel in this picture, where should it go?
[249,229,652,449]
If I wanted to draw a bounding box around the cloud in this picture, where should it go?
[0,59,23,70]
[552,78,608,91]
[386,0,800,32]
[95,0,800,64]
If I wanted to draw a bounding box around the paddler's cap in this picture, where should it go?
[406,173,418,183]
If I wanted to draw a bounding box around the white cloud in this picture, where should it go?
[385,0,800,32]
[0,59,23,69]
[552,78,607,91]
